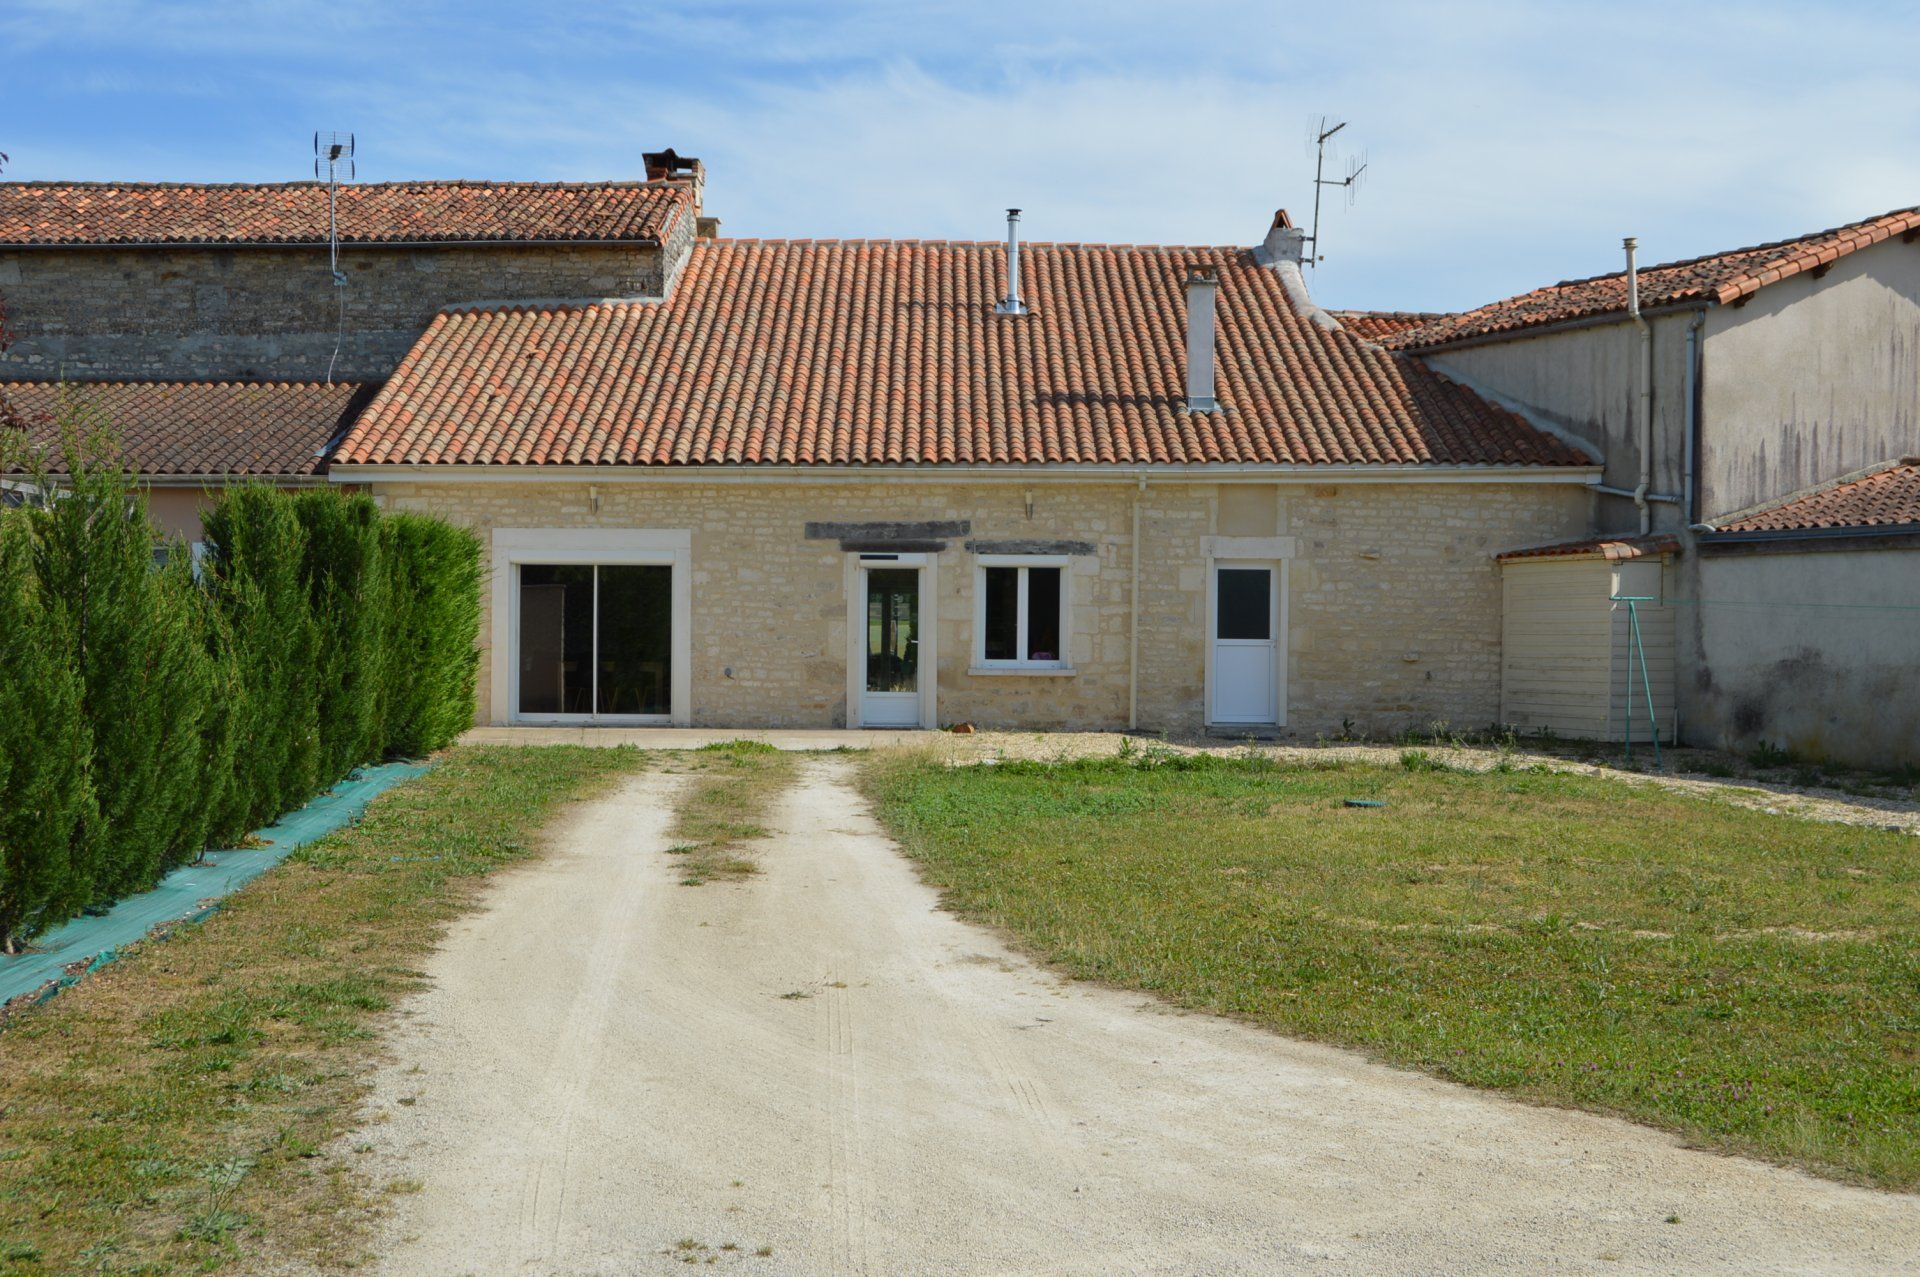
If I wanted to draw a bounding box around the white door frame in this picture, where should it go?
[1202,536,1292,729]
[844,551,938,729]
[491,528,693,727]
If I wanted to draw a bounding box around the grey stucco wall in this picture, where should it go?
[1698,238,1920,519]
[0,238,669,383]
[1425,311,1696,536]
[1677,542,1920,768]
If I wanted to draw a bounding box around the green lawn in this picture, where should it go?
[0,745,645,1275]
[864,750,1920,1189]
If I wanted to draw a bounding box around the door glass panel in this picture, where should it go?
[518,564,594,715]
[982,567,1018,661]
[1026,567,1062,662]
[595,564,673,716]
[866,569,919,693]
[1216,568,1272,641]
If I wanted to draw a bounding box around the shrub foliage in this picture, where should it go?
[0,411,480,950]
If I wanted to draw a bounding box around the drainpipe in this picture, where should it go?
[1683,308,1705,526]
[1128,474,1145,730]
[1625,237,1653,536]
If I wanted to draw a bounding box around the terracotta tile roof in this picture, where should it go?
[1496,534,1679,563]
[2,380,373,477]
[1386,207,1920,351]
[1715,459,1920,533]
[334,239,1590,469]
[0,180,690,247]
[1330,310,1449,341]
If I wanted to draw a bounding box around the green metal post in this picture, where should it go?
[1611,595,1662,767]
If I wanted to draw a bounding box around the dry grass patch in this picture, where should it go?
[0,745,643,1275]
[658,742,802,885]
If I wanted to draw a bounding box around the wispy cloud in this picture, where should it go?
[3,0,1917,309]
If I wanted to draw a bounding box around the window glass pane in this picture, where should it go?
[1026,567,1062,662]
[1216,568,1272,641]
[518,564,594,714]
[866,569,919,692]
[982,567,1018,662]
[596,564,673,716]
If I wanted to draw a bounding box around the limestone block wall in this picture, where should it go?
[0,239,669,383]
[369,475,1585,735]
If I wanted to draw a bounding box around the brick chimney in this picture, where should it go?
[643,148,705,211]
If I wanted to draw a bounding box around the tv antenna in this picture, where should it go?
[313,131,356,383]
[1303,115,1367,268]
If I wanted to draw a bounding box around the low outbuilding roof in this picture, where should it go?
[333,238,1591,470]
[1714,459,1920,533]
[1496,534,1680,563]
[1385,206,1920,351]
[0,180,691,248]
[2,380,373,478]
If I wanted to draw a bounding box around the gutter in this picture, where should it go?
[1694,522,1920,547]
[325,461,1602,486]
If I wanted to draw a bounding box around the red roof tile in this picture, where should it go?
[1386,207,1920,350]
[1496,534,1679,563]
[2,380,372,477]
[1330,310,1449,341]
[334,239,1590,469]
[0,181,690,247]
[1715,460,1920,533]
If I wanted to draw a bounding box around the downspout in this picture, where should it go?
[1683,307,1706,527]
[1129,473,1145,730]
[1625,237,1653,535]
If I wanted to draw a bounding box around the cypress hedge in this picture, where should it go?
[0,417,480,952]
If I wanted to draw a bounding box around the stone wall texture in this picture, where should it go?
[369,476,1588,735]
[0,239,669,383]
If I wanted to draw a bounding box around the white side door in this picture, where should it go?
[1210,562,1279,725]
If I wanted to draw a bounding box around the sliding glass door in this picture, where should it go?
[516,563,672,720]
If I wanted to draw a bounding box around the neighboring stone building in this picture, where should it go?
[1386,212,1920,766]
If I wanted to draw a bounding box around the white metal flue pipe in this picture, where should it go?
[996,208,1028,315]
[1625,237,1653,536]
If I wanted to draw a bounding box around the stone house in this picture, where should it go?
[1384,214,1920,766]
[15,152,1906,751]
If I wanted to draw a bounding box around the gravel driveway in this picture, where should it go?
[352,756,1920,1275]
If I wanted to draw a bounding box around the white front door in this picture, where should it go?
[860,564,924,727]
[1211,563,1279,725]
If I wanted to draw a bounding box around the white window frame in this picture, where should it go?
[490,528,693,727]
[972,554,1072,672]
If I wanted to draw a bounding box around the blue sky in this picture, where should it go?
[5,0,1919,312]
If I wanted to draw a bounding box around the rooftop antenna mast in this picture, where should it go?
[1303,115,1367,269]
[313,131,355,384]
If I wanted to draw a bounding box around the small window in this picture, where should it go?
[976,559,1068,668]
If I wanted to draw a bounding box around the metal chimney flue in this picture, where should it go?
[995,208,1028,315]
[1185,265,1220,412]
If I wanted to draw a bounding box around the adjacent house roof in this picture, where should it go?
[1385,206,1920,351]
[333,239,1591,469]
[1,380,373,477]
[1713,459,1920,534]
[1330,310,1449,341]
[0,180,691,248]
[1496,534,1680,563]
